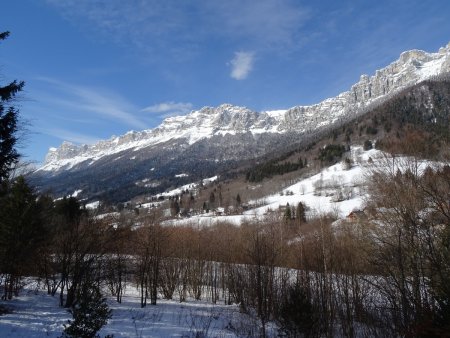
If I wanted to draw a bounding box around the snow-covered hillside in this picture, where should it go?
[163,145,440,227]
[163,146,379,226]
[39,43,450,172]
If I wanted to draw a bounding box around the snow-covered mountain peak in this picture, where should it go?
[40,43,450,172]
[280,43,450,131]
[399,49,429,63]
[154,103,258,135]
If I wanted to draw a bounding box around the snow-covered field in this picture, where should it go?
[0,282,269,338]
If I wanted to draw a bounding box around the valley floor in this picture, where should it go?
[0,281,274,338]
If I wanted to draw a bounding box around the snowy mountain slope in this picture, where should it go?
[163,146,379,227]
[164,145,441,227]
[29,43,450,203]
[39,43,450,173]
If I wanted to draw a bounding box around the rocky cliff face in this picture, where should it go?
[282,43,450,132]
[32,44,450,202]
[41,43,450,173]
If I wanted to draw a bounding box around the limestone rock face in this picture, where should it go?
[41,43,450,172]
[280,44,450,135]
[45,141,86,163]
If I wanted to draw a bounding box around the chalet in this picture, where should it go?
[347,210,368,222]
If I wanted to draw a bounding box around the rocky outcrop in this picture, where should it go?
[281,43,450,134]
[40,43,450,172]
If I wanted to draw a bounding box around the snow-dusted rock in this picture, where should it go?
[39,43,450,172]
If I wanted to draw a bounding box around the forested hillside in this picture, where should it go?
[244,76,450,184]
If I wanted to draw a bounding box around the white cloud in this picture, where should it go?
[41,127,99,145]
[45,0,309,57]
[36,77,147,130]
[142,102,193,117]
[206,0,309,49]
[230,52,255,80]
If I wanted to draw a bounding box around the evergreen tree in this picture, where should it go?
[209,191,215,209]
[284,203,291,221]
[0,176,46,299]
[54,197,84,227]
[170,200,180,216]
[218,191,223,207]
[236,193,241,206]
[363,139,373,150]
[296,202,306,224]
[277,282,317,337]
[62,281,112,338]
[0,31,24,183]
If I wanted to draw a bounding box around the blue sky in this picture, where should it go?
[1,0,449,164]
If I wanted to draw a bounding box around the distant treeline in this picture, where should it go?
[246,157,307,182]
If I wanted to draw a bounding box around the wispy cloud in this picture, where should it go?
[142,102,193,118]
[45,0,310,59]
[41,127,99,145]
[36,77,147,130]
[205,0,310,49]
[229,52,254,80]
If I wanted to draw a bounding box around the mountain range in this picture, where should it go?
[30,43,450,202]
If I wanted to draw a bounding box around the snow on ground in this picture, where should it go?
[166,146,382,227]
[0,283,268,338]
[70,189,82,198]
[94,212,120,220]
[85,201,100,210]
[256,147,380,217]
[155,176,218,199]
[202,176,218,185]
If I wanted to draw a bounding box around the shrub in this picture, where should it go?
[61,282,112,338]
[363,140,373,151]
[276,282,317,337]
